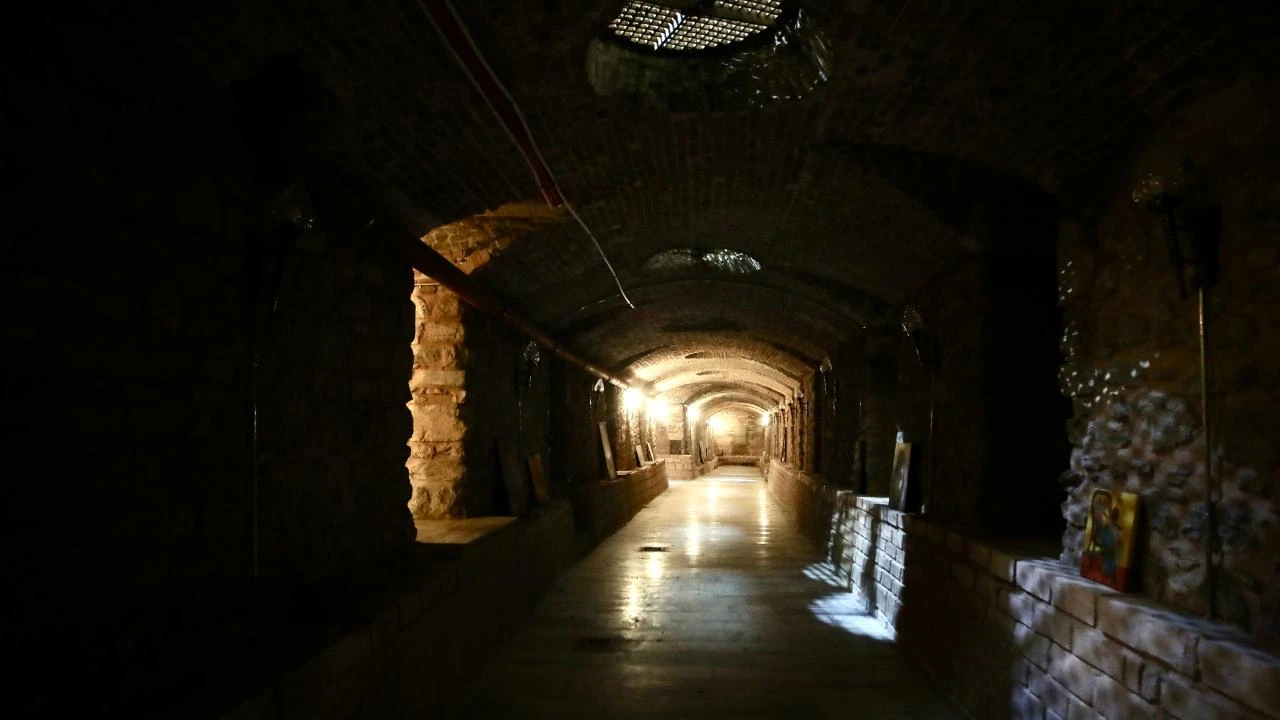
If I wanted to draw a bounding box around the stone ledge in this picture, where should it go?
[413,516,517,556]
[837,501,1280,720]
[219,500,575,719]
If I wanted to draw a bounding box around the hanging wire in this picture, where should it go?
[420,0,635,309]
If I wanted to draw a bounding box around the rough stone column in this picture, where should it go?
[406,277,468,519]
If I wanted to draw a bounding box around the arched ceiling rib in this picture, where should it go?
[671,380,782,406]
[705,401,771,419]
[108,0,1274,421]
[648,360,796,397]
[621,340,812,381]
[687,387,781,412]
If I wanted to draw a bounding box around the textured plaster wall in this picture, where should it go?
[1057,74,1280,634]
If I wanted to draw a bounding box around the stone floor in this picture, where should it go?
[454,466,960,719]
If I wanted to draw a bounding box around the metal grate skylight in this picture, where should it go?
[643,248,762,274]
[606,0,783,52]
[714,0,783,24]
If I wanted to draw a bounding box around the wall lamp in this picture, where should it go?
[1130,160,1220,299]
[1132,159,1222,619]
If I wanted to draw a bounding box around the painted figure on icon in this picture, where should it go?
[1080,489,1140,591]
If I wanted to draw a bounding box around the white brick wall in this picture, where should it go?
[819,496,1280,720]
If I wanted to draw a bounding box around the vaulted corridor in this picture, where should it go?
[460,466,958,719]
[7,1,1280,718]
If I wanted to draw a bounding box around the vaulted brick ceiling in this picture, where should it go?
[51,0,1268,408]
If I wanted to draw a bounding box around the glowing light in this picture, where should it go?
[686,520,701,558]
[646,552,664,580]
[686,405,700,421]
[760,413,770,426]
[623,387,644,411]
[708,415,727,433]
[623,577,642,625]
[649,395,669,416]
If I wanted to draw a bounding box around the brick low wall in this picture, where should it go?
[575,460,669,546]
[220,502,575,719]
[660,454,695,479]
[772,468,1280,720]
[765,460,839,556]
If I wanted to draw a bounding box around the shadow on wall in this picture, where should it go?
[848,499,1279,719]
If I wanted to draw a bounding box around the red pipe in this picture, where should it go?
[420,0,564,208]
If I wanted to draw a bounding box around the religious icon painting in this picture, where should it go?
[1080,488,1140,591]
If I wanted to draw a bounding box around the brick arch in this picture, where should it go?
[644,358,799,395]
[688,388,780,413]
[701,400,770,418]
[544,275,884,333]
[563,283,856,373]
[624,340,813,382]
[653,370,791,402]
[158,0,1258,301]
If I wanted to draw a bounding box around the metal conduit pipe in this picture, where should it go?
[387,215,633,390]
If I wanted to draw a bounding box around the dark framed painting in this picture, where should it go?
[645,441,655,462]
[888,441,914,512]
[1080,488,1140,591]
[598,422,616,480]
[498,438,528,516]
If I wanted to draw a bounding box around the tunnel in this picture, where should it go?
[5,1,1280,718]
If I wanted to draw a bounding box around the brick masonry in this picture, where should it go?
[661,454,696,480]
[1056,75,1280,633]
[221,502,576,719]
[574,461,670,547]
[769,463,1280,720]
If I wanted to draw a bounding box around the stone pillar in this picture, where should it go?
[406,277,468,519]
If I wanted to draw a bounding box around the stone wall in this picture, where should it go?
[811,248,1065,532]
[836,499,1280,720]
[255,215,417,581]
[456,306,553,517]
[765,375,818,474]
[221,502,575,719]
[869,251,1067,535]
[662,454,696,480]
[573,461,670,547]
[6,41,420,711]
[708,407,766,456]
[897,260,986,522]
[765,460,838,556]
[1057,74,1280,632]
[696,456,721,477]
[770,463,1280,719]
[548,358,611,488]
[408,281,469,519]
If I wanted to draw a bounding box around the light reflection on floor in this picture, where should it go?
[459,465,960,718]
